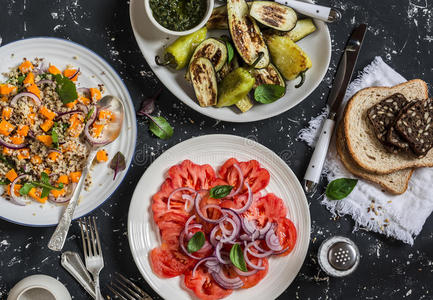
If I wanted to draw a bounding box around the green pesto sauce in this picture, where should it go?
[149,0,207,31]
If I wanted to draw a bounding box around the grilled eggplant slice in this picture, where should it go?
[206,5,228,30]
[189,57,218,107]
[252,64,286,89]
[265,34,312,80]
[218,55,240,82]
[283,19,316,42]
[191,38,228,72]
[249,1,297,31]
[227,0,270,68]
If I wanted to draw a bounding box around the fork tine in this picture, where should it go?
[115,277,141,299]
[78,219,88,258]
[92,216,102,256]
[88,216,98,256]
[116,273,145,297]
[111,281,136,300]
[107,284,129,300]
[84,217,93,257]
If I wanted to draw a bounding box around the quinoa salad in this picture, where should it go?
[0,58,113,206]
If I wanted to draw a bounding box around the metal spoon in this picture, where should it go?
[48,95,124,251]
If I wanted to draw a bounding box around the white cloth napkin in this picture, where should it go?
[299,56,433,245]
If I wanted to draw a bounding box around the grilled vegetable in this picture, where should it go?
[189,57,218,107]
[282,19,316,42]
[191,38,228,72]
[249,1,297,31]
[235,95,254,112]
[206,5,228,30]
[217,54,239,82]
[227,0,269,68]
[265,34,312,81]
[251,64,285,89]
[155,27,207,70]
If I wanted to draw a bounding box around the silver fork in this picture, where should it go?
[79,217,104,300]
[107,272,153,300]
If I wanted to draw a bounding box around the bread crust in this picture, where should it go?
[344,79,431,174]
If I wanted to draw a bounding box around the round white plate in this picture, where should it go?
[130,0,331,123]
[0,37,137,226]
[128,134,310,300]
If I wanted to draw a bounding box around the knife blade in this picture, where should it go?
[303,24,367,194]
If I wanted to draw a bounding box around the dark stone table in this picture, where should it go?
[1,0,432,299]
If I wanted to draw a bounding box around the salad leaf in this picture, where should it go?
[187,231,205,253]
[138,89,163,116]
[226,41,234,64]
[19,182,34,196]
[109,151,126,180]
[254,84,286,104]
[54,74,78,104]
[148,116,174,140]
[326,178,358,200]
[51,122,59,149]
[209,185,233,199]
[230,244,248,272]
[17,75,26,84]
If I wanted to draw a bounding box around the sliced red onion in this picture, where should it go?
[227,163,243,198]
[272,246,290,255]
[258,222,272,239]
[55,110,85,120]
[211,269,244,290]
[253,242,268,253]
[192,256,218,277]
[186,224,203,239]
[77,87,90,97]
[241,217,257,235]
[234,260,262,276]
[184,215,198,236]
[265,225,282,251]
[182,194,194,212]
[204,259,220,273]
[10,92,41,107]
[9,174,28,206]
[210,225,221,247]
[215,242,230,264]
[48,149,62,155]
[166,187,196,211]
[247,246,273,258]
[0,136,27,150]
[219,217,238,243]
[84,106,110,145]
[239,230,259,242]
[34,61,48,74]
[67,68,80,80]
[179,230,201,260]
[195,195,226,224]
[35,79,54,86]
[48,183,77,204]
[221,208,241,236]
[76,103,89,115]
[244,242,265,270]
[231,182,253,214]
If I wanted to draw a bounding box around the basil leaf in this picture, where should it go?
[19,182,34,196]
[41,172,50,185]
[54,74,78,104]
[41,187,51,198]
[51,123,59,148]
[84,107,95,123]
[226,41,234,64]
[30,181,63,191]
[148,116,174,140]
[326,178,358,200]
[109,151,126,180]
[254,84,286,104]
[230,244,248,272]
[209,185,233,199]
[187,231,205,253]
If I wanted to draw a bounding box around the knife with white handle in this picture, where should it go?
[303,24,367,194]
[275,0,341,22]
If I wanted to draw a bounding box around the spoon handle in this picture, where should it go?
[48,150,97,251]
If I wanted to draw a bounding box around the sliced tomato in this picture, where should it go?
[244,193,287,227]
[275,218,297,256]
[157,212,189,250]
[150,247,195,278]
[218,158,270,194]
[184,267,233,300]
[169,160,216,190]
[220,192,262,210]
[239,257,269,289]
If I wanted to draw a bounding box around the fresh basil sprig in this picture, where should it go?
[187,231,205,253]
[209,185,233,199]
[230,244,248,272]
[19,172,64,197]
[54,74,78,104]
[326,178,358,200]
[254,84,285,104]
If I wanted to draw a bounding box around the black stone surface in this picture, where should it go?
[1,0,433,299]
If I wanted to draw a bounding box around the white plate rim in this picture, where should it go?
[0,37,137,227]
[129,0,332,123]
[127,134,311,299]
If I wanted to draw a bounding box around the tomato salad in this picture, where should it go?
[151,158,297,300]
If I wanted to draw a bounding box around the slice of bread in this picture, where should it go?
[344,79,432,174]
[336,123,413,194]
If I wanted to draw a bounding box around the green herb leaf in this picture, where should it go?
[53,74,78,104]
[19,182,34,196]
[226,41,234,64]
[0,179,10,185]
[62,122,70,132]
[230,244,248,272]
[209,185,233,199]
[17,75,25,84]
[254,84,286,104]
[326,178,358,200]
[41,172,50,185]
[84,107,95,123]
[30,181,63,191]
[51,123,59,149]
[41,187,51,198]
[109,151,126,180]
[148,116,174,140]
[187,231,205,253]
[0,154,16,169]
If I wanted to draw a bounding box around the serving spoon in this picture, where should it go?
[48,95,124,251]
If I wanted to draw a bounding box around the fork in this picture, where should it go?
[79,217,104,300]
[107,272,153,300]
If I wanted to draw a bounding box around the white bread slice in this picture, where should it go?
[344,79,432,174]
[336,123,413,194]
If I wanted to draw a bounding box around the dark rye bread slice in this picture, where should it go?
[367,93,407,152]
[395,98,433,156]
[344,79,433,175]
[336,123,413,194]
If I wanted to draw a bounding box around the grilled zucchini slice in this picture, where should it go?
[252,64,286,88]
[265,34,312,80]
[236,95,254,112]
[283,19,316,42]
[227,0,269,68]
[206,5,228,30]
[191,38,228,72]
[189,57,218,107]
[249,1,297,31]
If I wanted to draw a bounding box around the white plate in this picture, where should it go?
[128,134,310,300]
[0,37,137,226]
[130,0,331,123]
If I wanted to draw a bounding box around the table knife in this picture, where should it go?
[275,0,342,23]
[303,23,367,194]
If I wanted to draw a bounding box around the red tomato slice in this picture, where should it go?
[244,193,287,227]
[239,257,269,289]
[169,160,216,190]
[150,247,195,278]
[218,158,270,194]
[275,218,297,256]
[184,267,233,300]
[157,212,189,250]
